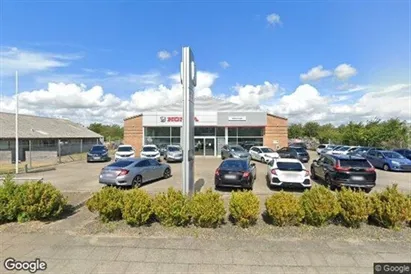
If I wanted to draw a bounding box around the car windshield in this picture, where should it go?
[276,162,303,171]
[220,160,248,170]
[318,145,326,149]
[328,145,337,149]
[261,148,274,153]
[91,146,105,152]
[117,146,133,152]
[109,161,133,167]
[168,146,181,152]
[339,159,372,168]
[339,146,351,151]
[231,146,245,152]
[143,147,157,152]
[382,152,404,159]
[356,147,370,153]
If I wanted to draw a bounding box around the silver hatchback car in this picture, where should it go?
[164,145,183,163]
[99,158,171,188]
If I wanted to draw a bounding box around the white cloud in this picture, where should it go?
[229,81,279,106]
[0,47,82,77]
[266,13,282,26]
[157,50,172,60]
[300,65,332,81]
[219,61,230,69]
[334,63,357,80]
[337,83,370,93]
[0,71,218,125]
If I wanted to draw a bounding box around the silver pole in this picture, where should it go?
[15,71,19,174]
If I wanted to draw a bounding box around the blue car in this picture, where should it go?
[365,150,411,172]
[393,149,411,161]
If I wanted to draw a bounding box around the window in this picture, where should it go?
[145,137,170,146]
[148,159,160,166]
[276,162,303,171]
[261,147,274,153]
[382,152,403,159]
[293,147,307,153]
[339,159,372,168]
[278,147,288,152]
[220,160,248,170]
[324,157,334,165]
[228,138,237,145]
[237,127,264,137]
[230,146,246,152]
[318,145,326,149]
[171,127,180,137]
[194,127,215,136]
[168,146,181,152]
[110,161,133,167]
[216,127,225,136]
[145,127,170,137]
[171,138,180,145]
[368,150,376,156]
[228,128,237,136]
[136,160,150,167]
[142,146,157,152]
[118,146,133,152]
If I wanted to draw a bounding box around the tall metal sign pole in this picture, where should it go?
[181,47,196,195]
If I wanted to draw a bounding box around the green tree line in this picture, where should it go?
[88,123,124,141]
[288,118,410,149]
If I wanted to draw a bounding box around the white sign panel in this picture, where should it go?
[142,112,217,126]
[228,116,246,121]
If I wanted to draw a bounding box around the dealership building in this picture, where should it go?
[123,96,288,157]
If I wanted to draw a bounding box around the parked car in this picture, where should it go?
[316,144,331,155]
[214,159,256,190]
[321,145,340,155]
[276,146,310,163]
[310,154,376,192]
[239,141,262,152]
[140,145,161,161]
[365,150,411,172]
[221,145,250,160]
[114,145,135,161]
[289,142,307,149]
[266,158,311,190]
[393,148,411,160]
[87,144,110,162]
[99,158,171,187]
[330,146,358,155]
[158,144,168,156]
[249,146,280,163]
[164,145,183,162]
[347,146,372,157]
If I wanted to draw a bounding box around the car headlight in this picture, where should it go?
[233,154,240,158]
[391,160,400,165]
[87,153,92,156]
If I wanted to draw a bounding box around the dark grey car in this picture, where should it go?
[221,145,251,160]
[99,158,171,188]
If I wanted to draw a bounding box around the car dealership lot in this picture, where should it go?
[10,151,411,195]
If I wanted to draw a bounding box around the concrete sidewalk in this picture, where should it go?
[1,232,410,274]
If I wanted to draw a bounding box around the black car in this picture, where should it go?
[215,159,256,190]
[310,154,376,193]
[393,149,411,160]
[276,147,310,162]
[87,145,110,162]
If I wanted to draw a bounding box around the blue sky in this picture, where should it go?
[0,0,410,125]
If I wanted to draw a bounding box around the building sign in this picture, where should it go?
[228,116,246,121]
[160,116,199,123]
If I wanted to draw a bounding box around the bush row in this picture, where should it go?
[87,184,411,230]
[0,175,68,223]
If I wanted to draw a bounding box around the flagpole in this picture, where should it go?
[15,71,19,174]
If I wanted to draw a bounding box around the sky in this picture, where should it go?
[0,0,410,126]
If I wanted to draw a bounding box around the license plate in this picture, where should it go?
[94,157,100,159]
[351,176,364,181]
[224,175,237,179]
[302,158,307,161]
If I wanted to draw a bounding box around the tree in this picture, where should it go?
[288,124,304,139]
[303,122,321,138]
[88,123,124,141]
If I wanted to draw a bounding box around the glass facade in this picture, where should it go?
[144,126,264,156]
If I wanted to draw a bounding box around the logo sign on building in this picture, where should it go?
[160,116,199,123]
[228,116,246,121]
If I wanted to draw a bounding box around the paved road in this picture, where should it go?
[10,151,411,195]
[1,232,410,274]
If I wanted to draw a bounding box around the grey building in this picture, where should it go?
[0,112,103,163]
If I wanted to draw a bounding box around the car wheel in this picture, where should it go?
[163,168,171,179]
[310,167,317,179]
[132,175,142,188]
[221,153,225,160]
[325,174,333,188]
[261,157,265,163]
[364,188,372,194]
[383,164,390,171]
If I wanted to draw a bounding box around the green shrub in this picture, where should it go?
[190,189,226,228]
[87,187,124,222]
[0,175,22,223]
[301,186,340,226]
[370,185,410,229]
[153,187,190,227]
[265,191,304,226]
[122,189,153,226]
[17,181,67,222]
[229,191,260,228]
[407,195,411,227]
[337,187,372,228]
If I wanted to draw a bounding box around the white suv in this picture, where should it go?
[249,146,280,163]
[140,145,161,161]
[115,145,135,161]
